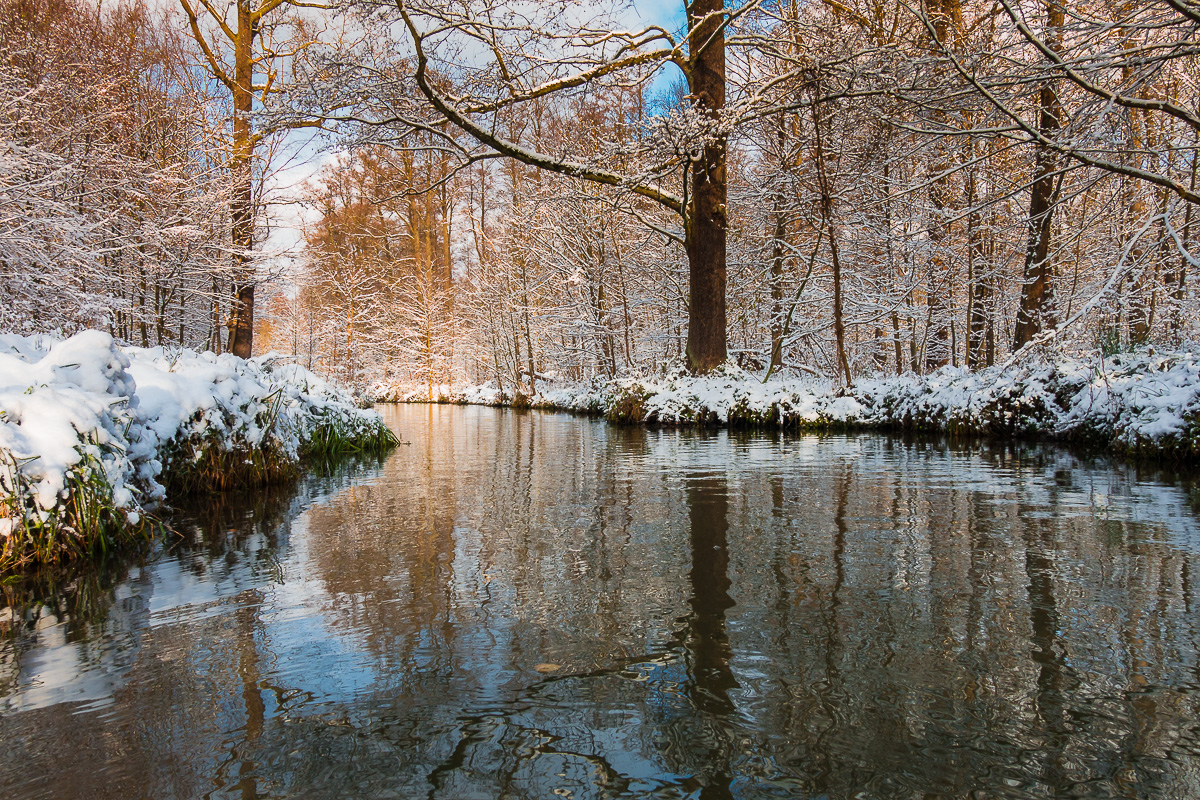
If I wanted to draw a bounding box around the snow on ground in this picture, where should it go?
[0,331,160,537]
[130,347,387,473]
[380,349,1200,459]
[0,331,389,547]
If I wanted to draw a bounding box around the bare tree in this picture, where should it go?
[178,0,324,357]
[312,0,747,372]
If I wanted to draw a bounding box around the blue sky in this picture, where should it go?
[632,0,686,30]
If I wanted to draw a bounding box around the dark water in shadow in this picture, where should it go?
[4,405,1200,799]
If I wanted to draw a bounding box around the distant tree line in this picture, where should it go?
[3,0,1197,392]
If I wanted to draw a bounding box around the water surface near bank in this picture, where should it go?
[3,405,1200,798]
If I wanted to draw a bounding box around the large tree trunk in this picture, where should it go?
[228,0,256,359]
[1013,0,1064,352]
[769,200,787,372]
[685,0,727,373]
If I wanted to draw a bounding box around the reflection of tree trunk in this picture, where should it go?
[815,467,850,791]
[685,474,736,799]
[234,588,264,799]
[1022,518,1071,793]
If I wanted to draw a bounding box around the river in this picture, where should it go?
[3,404,1200,799]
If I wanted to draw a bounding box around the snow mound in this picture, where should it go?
[0,331,161,542]
[1,331,393,563]
[128,348,388,483]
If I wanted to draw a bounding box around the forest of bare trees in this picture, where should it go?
[0,0,236,346]
[4,0,1198,394]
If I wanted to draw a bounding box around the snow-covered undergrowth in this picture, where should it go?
[0,331,395,567]
[383,349,1200,460]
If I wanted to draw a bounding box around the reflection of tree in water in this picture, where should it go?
[659,470,738,799]
[0,453,383,799]
[0,556,141,703]
[7,411,1200,799]
[276,423,1200,799]
[0,477,298,701]
[746,442,1200,799]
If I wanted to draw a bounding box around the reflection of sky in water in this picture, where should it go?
[3,484,391,717]
[2,406,1200,799]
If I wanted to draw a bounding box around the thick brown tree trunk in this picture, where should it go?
[685,0,727,373]
[1013,0,1064,352]
[228,0,256,359]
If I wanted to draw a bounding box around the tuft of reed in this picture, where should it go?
[159,410,398,496]
[1,446,155,571]
[158,436,299,495]
[302,414,399,458]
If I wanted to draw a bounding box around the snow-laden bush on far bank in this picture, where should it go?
[381,348,1200,460]
[0,331,395,567]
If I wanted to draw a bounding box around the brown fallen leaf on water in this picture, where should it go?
[534,663,562,673]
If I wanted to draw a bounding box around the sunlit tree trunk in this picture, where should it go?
[227,0,257,358]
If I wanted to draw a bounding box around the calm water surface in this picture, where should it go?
[4,405,1200,799]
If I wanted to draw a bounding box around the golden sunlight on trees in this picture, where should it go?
[259,145,455,393]
[5,0,1199,386]
[177,0,325,357]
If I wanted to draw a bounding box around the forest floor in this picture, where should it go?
[381,347,1200,463]
[0,330,395,568]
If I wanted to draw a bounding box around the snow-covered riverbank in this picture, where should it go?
[381,349,1200,460]
[0,331,395,567]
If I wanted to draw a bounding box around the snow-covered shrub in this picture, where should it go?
[0,332,397,567]
[386,347,1200,461]
[129,349,397,493]
[1060,351,1200,458]
[0,332,162,565]
[856,361,1088,437]
[265,363,400,456]
[604,380,655,424]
